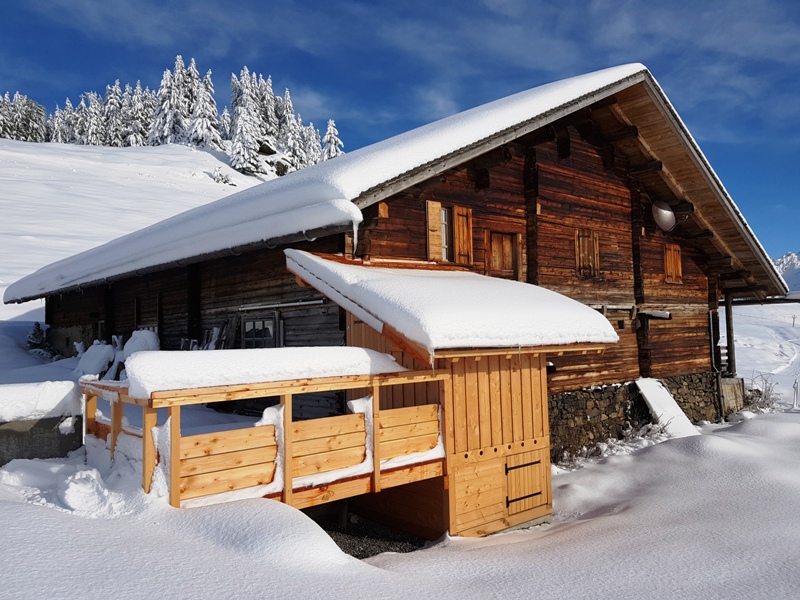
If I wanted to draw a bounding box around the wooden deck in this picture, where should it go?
[80,370,448,509]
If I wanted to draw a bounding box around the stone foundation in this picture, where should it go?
[548,371,720,463]
[0,416,83,466]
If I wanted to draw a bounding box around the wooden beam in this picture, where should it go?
[371,385,381,493]
[720,284,768,294]
[516,127,555,148]
[381,324,433,367]
[589,95,617,110]
[168,405,181,508]
[467,167,490,190]
[281,394,293,506]
[603,125,638,143]
[142,407,157,494]
[707,255,733,268]
[682,230,714,240]
[555,127,570,159]
[719,270,751,281]
[149,370,448,408]
[628,160,662,176]
[725,293,736,376]
[672,201,694,215]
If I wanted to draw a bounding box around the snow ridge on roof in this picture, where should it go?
[4,64,648,303]
[285,249,619,359]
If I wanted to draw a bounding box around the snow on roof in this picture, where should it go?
[124,346,405,400]
[285,249,619,361]
[4,63,648,304]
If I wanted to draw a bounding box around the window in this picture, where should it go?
[242,313,279,348]
[665,243,682,284]
[441,206,452,261]
[575,228,600,278]
[427,200,472,264]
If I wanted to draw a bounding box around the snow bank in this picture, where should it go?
[0,381,81,422]
[286,249,618,358]
[125,346,405,399]
[73,341,116,377]
[636,377,699,438]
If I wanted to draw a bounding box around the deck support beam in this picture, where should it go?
[724,292,737,376]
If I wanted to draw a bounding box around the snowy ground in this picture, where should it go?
[0,306,798,598]
[2,141,800,598]
[0,139,262,320]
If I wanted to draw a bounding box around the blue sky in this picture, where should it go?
[2,0,799,257]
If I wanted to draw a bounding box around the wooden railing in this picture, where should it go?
[81,370,448,508]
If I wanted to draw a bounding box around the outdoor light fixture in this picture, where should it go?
[652,200,677,232]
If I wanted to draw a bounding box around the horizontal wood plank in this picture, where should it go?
[180,462,276,500]
[180,446,277,477]
[180,426,276,460]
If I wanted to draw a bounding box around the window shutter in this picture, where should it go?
[575,229,599,278]
[665,243,682,284]
[453,206,473,265]
[426,200,443,261]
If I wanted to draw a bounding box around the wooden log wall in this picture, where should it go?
[533,132,641,391]
[638,232,712,376]
[360,159,528,279]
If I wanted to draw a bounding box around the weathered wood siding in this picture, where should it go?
[532,133,641,391]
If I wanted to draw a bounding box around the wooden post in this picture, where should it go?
[141,407,157,494]
[168,405,181,508]
[281,394,293,506]
[110,399,123,461]
[84,394,97,437]
[371,385,381,493]
[724,292,737,376]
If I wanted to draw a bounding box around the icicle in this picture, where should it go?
[351,219,359,258]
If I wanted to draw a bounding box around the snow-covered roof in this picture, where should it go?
[4,64,650,304]
[5,62,785,302]
[285,249,619,363]
[124,346,405,399]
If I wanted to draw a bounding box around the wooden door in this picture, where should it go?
[505,449,548,515]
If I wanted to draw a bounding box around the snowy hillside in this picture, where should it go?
[774,250,800,291]
[0,139,264,320]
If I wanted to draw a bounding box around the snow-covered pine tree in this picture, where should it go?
[303,121,323,165]
[73,96,88,144]
[257,75,279,150]
[277,88,303,169]
[104,80,124,147]
[14,92,47,142]
[218,107,232,140]
[322,119,344,160]
[122,81,149,147]
[187,70,222,148]
[0,93,10,139]
[148,68,184,145]
[228,69,261,173]
[84,91,106,145]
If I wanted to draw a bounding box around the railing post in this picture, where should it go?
[110,398,123,461]
[168,405,181,508]
[142,406,157,494]
[84,393,97,437]
[371,384,381,493]
[281,394,293,506]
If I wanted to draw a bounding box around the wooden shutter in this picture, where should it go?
[453,206,473,265]
[665,243,682,284]
[426,200,443,261]
[575,228,599,278]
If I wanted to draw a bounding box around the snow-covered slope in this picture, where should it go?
[774,250,800,291]
[0,139,264,319]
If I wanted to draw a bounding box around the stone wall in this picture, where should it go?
[548,371,720,463]
[0,416,83,466]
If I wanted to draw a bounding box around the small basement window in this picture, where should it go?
[242,313,280,348]
[575,228,600,278]
[665,243,682,284]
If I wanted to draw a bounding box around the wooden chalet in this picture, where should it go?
[5,62,787,472]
